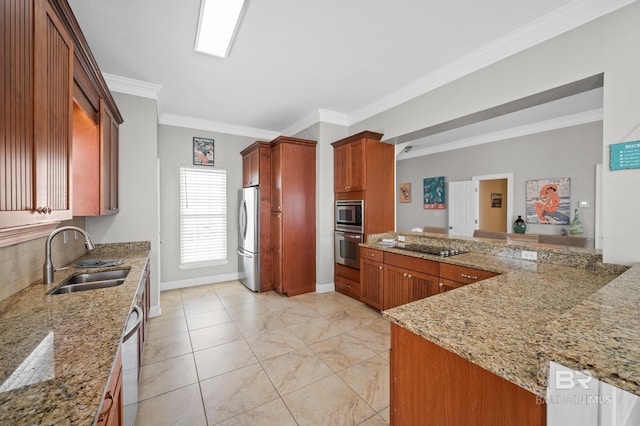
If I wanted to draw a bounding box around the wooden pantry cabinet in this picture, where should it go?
[332,131,394,300]
[269,137,316,296]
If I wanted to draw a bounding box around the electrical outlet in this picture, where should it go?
[63,231,69,244]
[398,235,406,242]
[521,251,538,261]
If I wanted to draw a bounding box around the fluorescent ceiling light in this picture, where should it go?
[195,0,246,58]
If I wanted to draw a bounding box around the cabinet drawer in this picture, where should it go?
[439,263,497,284]
[384,252,439,276]
[335,275,361,300]
[361,247,384,262]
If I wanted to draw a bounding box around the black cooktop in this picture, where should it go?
[396,243,464,257]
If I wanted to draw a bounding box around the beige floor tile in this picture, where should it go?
[325,305,382,331]
[159,289,182,304]
[225,300,281,321]
[339,355,390,412]
[347,319,391,354]
[213,282,251,296]
[286,317,346,345]
[200,364,279,425]
[186,308,232,330]
[283,374,375,425]
[141,331,193,365]
[135,383,206,426]
[378,406,390,423]
[278,305,323,326]
[189,322,243,352]
[261,347,334,395]
[216,398,297,426]
[193,339,258,380]
[182,296,224,315]
[157,302,185,321]
[218,291,261,308]
[146,316,188,341]
[179,284,216,303]
[234,310,288,337]
[309,333,378,372]
[359,414,389,425]
[138,353,198,401]
[245,327,306,361]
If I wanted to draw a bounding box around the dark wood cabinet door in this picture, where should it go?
[242,149,259,187]
[270,211,283,293]
[100,100,119,215]
[408,271,439,302]
[334,144,349,192]
[270,144,282,211]
[96,347,123,426]
[360,258,384,309]
[347,139,364,191]
[383,264,408,310]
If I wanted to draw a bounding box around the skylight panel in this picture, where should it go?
[195,0,246,58]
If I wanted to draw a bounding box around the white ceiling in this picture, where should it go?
[67,0,628,142]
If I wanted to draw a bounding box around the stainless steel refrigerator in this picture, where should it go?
[238,187,260,291]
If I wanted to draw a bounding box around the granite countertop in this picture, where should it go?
[371,232,638,398]
[0,242,150,425]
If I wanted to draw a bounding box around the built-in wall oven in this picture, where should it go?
[335,200,364,270]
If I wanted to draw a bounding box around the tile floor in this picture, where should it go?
[134,281,391,425]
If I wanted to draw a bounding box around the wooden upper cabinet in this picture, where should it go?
[333,138,365,192]
[0,0,74,228]
[100,100,119,215]
[242,149,259,187]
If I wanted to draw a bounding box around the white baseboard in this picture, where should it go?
[316,282,335,293]
[149,304,162,319]
[160,272,240,291]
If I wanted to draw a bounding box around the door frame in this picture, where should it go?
[472,173,514,233]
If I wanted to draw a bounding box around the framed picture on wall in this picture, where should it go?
[423,176,446,209]
[525,177,571,224]
[193,137,215,166]
[491,193,503,208]
[399,183,411,203]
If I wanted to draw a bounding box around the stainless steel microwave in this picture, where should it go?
[335,200,364,233]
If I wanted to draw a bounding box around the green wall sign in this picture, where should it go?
[610,141,640,171]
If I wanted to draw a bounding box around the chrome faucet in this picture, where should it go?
[43,226,96,284]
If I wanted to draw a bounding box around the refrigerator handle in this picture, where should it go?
[237,248,253,258]
[239,199,247,240]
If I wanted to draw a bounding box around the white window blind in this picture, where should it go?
[180,167,227,268]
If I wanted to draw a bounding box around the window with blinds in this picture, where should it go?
[179,167,227,268]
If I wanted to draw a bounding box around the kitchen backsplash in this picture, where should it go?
[0,217,89,302]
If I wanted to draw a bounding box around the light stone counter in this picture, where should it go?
[372,232,636,398]
[0,242,150,425]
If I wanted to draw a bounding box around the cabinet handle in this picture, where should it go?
[439,282,444,287]
[461,273,478,280]
[403,273,407,277]
[368,253,376,257]
[98,391,114,422]
[407,274,412,279]
[379,266,383,270]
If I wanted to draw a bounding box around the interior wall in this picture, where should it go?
[157,124,255,288]
[395,122,603,243]
[350,2,640,264]
[86,93,161,314]
[479,179,508,232]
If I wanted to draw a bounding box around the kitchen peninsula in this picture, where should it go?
[0,242,150,425]
[366,232,637,425]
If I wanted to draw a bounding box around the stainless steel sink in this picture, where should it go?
[48,269,130,295]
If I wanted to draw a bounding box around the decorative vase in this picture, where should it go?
[569,209,584,236]
[513,215,526,234]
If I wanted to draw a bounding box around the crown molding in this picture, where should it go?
[398,108,603,160]
[103,73,163,100]
[281,108,349,136]
[349,0,634,126]
[159,113,280,140]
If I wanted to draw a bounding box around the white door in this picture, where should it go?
[448,180,478,236]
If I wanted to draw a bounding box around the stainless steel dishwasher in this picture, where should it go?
[122,305,143,426]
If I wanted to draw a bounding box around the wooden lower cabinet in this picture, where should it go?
[97,346,123,426]
[360,258,383,309]
[439,263,498,293]
[390,323,546,426]
[382,265,439,310]
[335,263,361,300]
